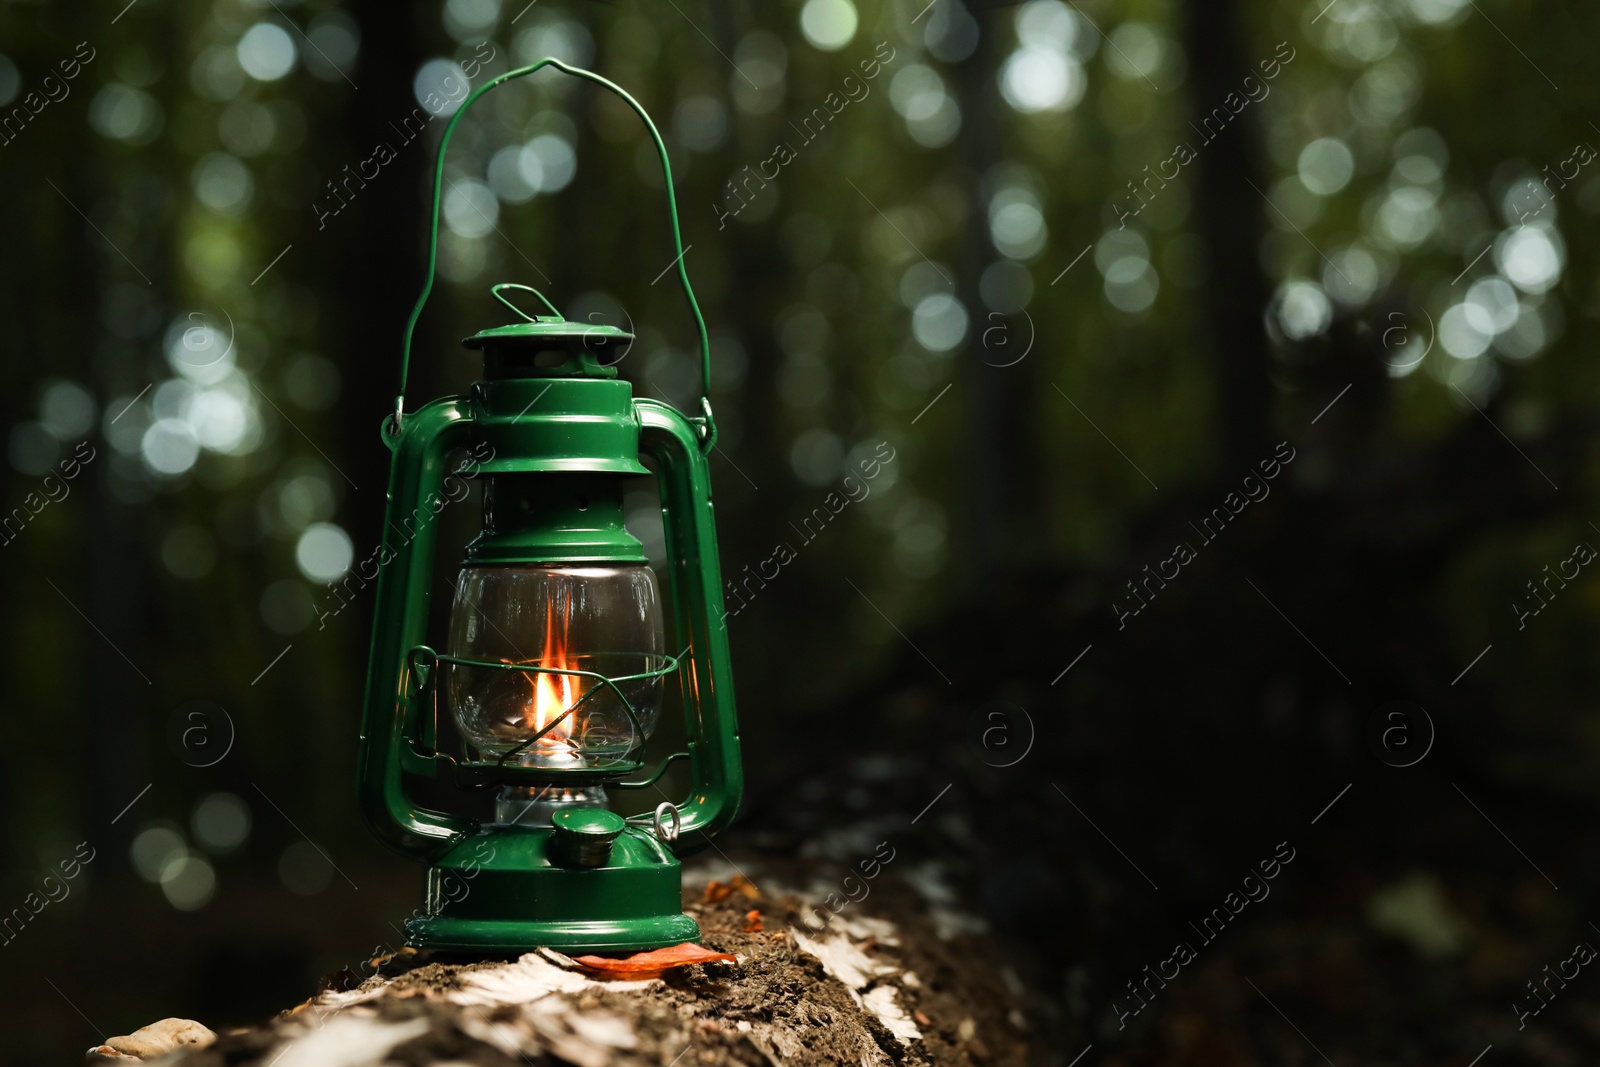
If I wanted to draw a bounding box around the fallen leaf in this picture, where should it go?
[703,874,761,903]
[744,909,764,933]
[573,942,737,979]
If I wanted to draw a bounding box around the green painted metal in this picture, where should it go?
[550,808,628,867]
[358,395,477,855]
[355,59,743,953]
[633,399,743,853]
[467,472,646,564]
[404,828,700,953]
[466,377,650,478]
[464,283,634,365]
[553,807,628,837]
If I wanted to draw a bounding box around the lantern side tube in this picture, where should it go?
[357,396,478,861]
[635,399,743,854]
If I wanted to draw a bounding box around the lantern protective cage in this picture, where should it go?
[441,561,674,772]
[355,58,742,954]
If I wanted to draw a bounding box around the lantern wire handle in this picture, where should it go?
[393,58,716,451]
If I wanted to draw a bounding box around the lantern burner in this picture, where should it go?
[495,784,608,828]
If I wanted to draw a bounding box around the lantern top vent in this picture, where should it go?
[464,283,634,380]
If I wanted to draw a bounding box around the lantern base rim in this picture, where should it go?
[402,825,698,954]
[404,912,701,954]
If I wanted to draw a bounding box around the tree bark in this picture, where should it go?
[96,859,1033,1067]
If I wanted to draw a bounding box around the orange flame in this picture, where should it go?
[525,598,577,755]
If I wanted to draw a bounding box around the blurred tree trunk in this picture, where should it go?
[1179,0,1274,474]
[954,3,1038,593]
[340,3,430,502]
[82,3,166,859]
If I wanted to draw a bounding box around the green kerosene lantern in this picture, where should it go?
[356,59,742,953]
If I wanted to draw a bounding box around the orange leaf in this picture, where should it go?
[702,874,761,903]
[573,942,737,978]
[743,909,763,933]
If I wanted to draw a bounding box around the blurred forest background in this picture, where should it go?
[4,0,1600,1063]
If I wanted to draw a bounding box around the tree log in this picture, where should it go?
[89,857,1031,1067]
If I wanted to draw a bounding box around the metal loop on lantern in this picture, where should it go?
[407,644,439,689]
[384,396,405,441]
[623,799,682,841]
[394,57,716,445]
[492,283,564,323]
[653,802,681,843]
[698,398,718,452]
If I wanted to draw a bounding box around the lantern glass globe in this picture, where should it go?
[446,564,667,769]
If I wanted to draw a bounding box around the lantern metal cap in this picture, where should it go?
[464,284,634,381]
[463,283,630,347]
[550,807,628,868]
[464,320,633,347]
